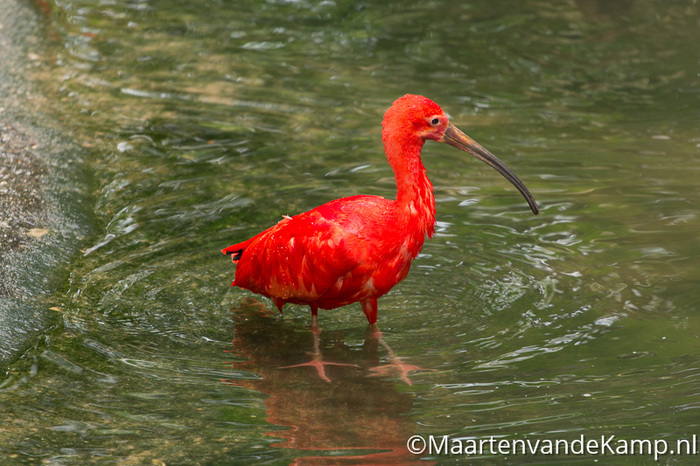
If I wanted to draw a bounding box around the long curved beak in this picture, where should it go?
[440,124,539,215]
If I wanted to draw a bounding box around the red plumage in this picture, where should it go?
[223,94,538,325]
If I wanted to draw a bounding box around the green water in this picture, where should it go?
[2,0,699,463]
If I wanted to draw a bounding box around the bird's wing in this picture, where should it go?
[231,195,394,304]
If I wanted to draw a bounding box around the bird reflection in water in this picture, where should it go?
[223,299,432,465]
[281,319,429,386]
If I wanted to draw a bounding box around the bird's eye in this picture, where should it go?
[431,117,440,126]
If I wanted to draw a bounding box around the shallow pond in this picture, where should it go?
[2,0,699,463]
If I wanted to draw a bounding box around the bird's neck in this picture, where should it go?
[384,133,436,239]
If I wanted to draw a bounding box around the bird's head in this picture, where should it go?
[382,94,448,143]
[382,94,539,215]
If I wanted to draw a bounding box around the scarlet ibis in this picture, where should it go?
[223,94,538,326]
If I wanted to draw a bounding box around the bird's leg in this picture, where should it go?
[367,324,434,386]
[361,298,378,324]
[280,304,357,382]
[311,304,319,331]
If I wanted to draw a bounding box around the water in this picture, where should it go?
[2,0,699,463]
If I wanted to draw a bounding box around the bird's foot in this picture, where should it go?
[366,324,435,386]
[368,357,433,386]
[281,355,357,383]
[280,320,357,382]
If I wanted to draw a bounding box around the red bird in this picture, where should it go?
[223,94,538,327]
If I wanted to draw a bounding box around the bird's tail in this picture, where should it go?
[222,243,245,262]
[222,242,247,288]
[222,245,243,260]
[223,237,257,288]
[222,229,265,262]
